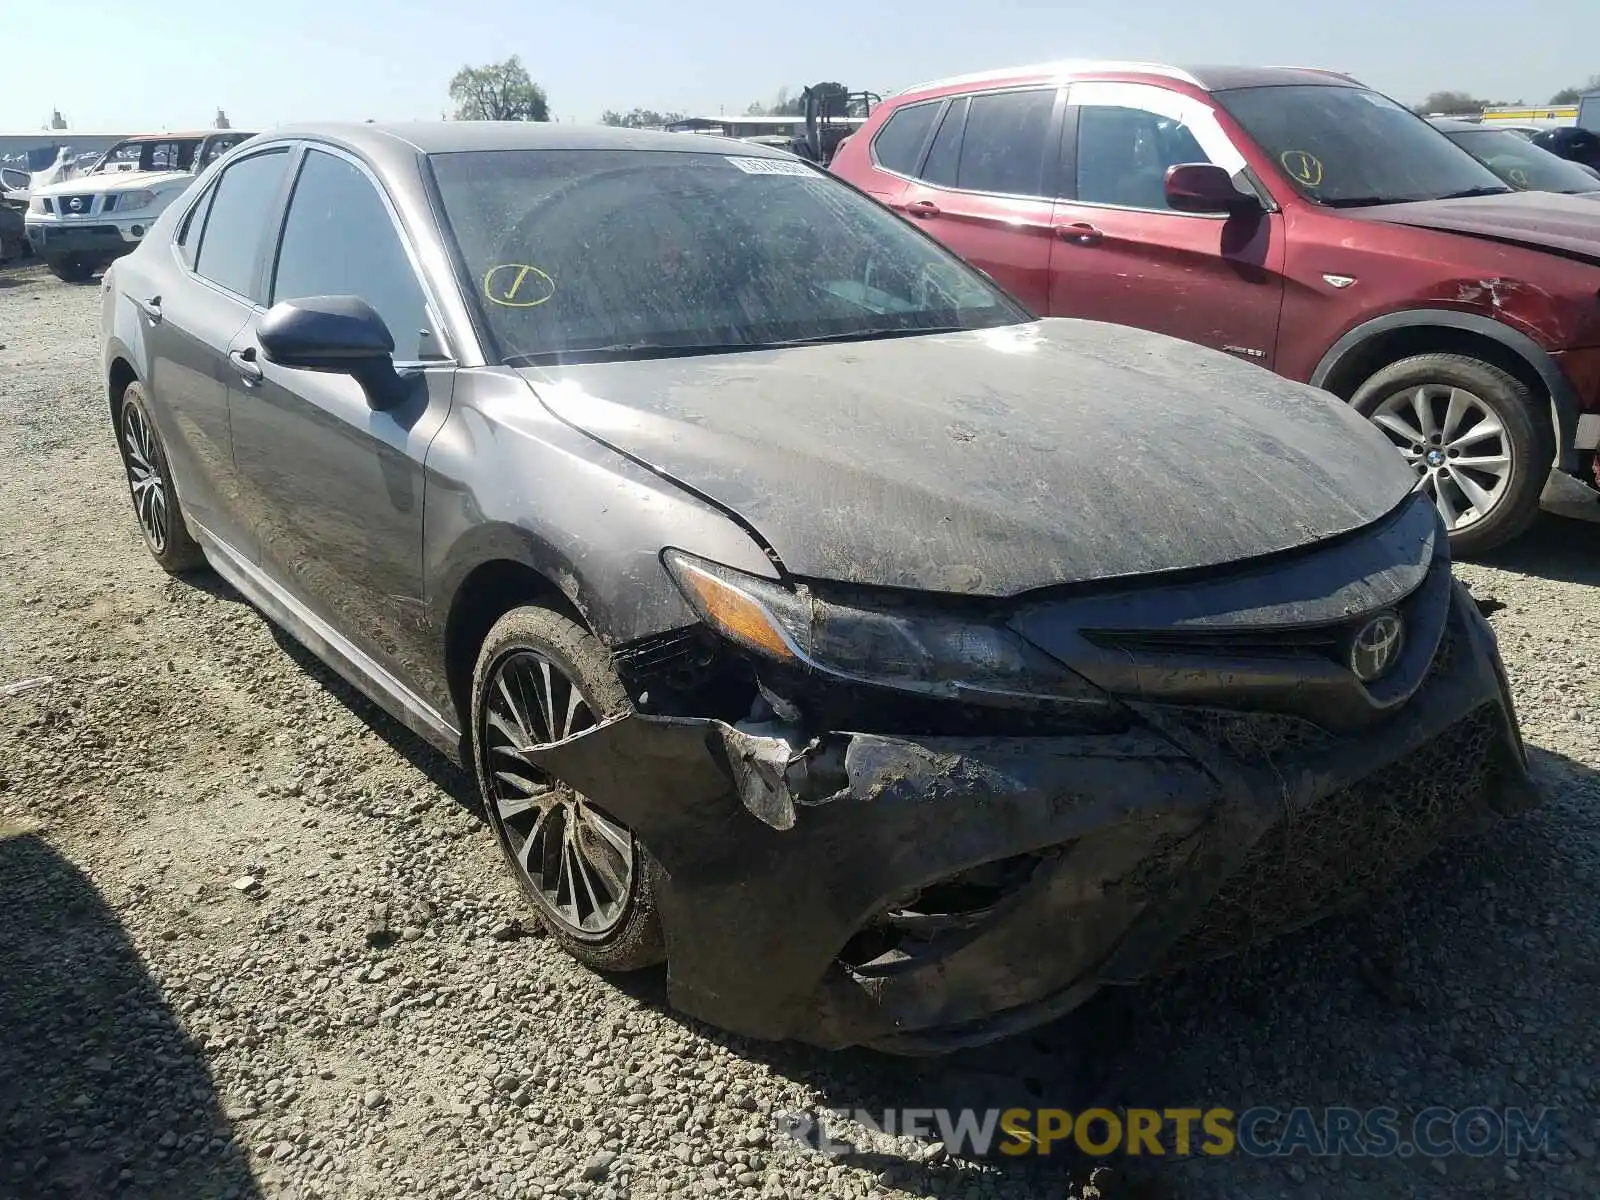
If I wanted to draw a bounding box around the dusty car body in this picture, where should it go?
[100,122,1536,1053]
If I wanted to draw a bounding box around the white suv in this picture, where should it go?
[26,130,256,281]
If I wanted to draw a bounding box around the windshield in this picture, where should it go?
[92,137,203,175]
[1216,85,1512,207]
[429,149,1027,364]
[1446,129,1600,194]
[196,133,252,171]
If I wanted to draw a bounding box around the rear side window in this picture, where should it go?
[176,187,215,268]
[871,102,941,175]
[193,149,291,299]
[270,149,433,362]
[922,98,967,187]
[954,89,1056,196]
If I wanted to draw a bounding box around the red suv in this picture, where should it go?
[831,62,1600,553]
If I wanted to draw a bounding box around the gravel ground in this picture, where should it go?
[0,262,1596,1200]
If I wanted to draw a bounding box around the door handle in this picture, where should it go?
[228,347,263,386]
[1057,222,1104,245]
[905,200,941,219]
[136,295,162,323]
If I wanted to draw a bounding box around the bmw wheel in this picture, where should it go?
[470,605,666,972]
[117,381,206,573]
[1352,353,1551,557]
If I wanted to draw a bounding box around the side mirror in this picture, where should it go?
[1164,163,1262,216]
[257,295,406,410]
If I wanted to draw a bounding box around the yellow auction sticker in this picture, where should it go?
[1280,150,1324,187]
[483,263,556,308]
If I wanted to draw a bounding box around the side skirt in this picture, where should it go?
[192,524,462,759]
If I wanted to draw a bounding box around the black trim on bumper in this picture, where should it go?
[528,582,1536,1053]
[26,224,136,257]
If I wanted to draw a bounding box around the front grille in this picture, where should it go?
[1162,704,1500,970]
[54,194,99,215]
[1088,624,1344,662]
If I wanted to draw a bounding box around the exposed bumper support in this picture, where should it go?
[528,586,1537,1053]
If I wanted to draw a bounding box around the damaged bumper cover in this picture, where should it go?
[529,585,1538,1054]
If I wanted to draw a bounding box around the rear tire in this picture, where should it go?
[470,605,666,973]
[1351,353,1550,557]
[117,381,206,573]
[45,253,94,283]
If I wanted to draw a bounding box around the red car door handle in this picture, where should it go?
[905,200,941,218]
[1057,222,1103,245]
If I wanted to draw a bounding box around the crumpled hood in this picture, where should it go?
[1345,190,1600,262]
[522,320,1416,595]
[35,169,190,197]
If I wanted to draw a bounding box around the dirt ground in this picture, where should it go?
[1,262,1597,1200]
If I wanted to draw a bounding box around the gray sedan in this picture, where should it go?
[99,122,1536,1052]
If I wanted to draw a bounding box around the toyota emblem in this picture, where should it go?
[1348,612,1404,683]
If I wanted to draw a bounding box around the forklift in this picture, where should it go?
[795,83,881,166]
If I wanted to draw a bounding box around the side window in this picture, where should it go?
[954,89,1056,196]
[871,102,941,176]
[176,186,215,268]
[1076,105,1216,211]
[921,97,967,187]
[271,150,433,363]
[192,149,292,299]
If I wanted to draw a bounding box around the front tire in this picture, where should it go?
[470,605,666,973]
[45,253,94,283]
[117,381,206,573]
[1351,353,1551,557]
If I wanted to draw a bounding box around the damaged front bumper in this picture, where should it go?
[529,583,1538,1054]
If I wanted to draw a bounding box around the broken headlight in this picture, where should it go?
[663,550,1113,711]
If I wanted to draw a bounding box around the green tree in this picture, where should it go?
[1413,90,1489,115]
[600,108,685,128]
[448,56,550,121]
[1550,75,1600,104]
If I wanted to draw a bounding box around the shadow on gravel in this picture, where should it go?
[1476,512,1600,586]
[0,830,261,1200]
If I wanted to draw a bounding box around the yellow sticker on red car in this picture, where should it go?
[1280,150,1324,186]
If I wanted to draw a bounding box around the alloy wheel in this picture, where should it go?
[122,402,169,553]
[1370,384,1512,532]
[479,650,635,940]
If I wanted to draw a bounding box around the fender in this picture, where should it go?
[1310,308,1579,472]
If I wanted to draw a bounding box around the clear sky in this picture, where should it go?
[4,0,1598,132]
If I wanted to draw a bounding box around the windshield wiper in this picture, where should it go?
[506,326,979,367]
[1434,186,1515,200]
[1319,195,1407,209]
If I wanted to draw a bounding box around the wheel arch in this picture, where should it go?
[1310,310,1577,472]
[106,352,140,427]
[440,550,591,744]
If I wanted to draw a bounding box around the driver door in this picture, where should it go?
[1049,82,1286,366]
[226,146,455,680]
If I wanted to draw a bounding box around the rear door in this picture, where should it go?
[226,145,456,678]
[1049,82,1286,366]
[848,97,944,206]
[142,145,294,557]
[894,87,1065,314]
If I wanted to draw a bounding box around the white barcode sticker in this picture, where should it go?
[724,156,816,177]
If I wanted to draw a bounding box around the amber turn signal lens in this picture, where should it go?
[674,561,797,662]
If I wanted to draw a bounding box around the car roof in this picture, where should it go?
[897,60,1362,97]
[1428,118,1483,132]
[119,131,224,141]
[265,121,795,159]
